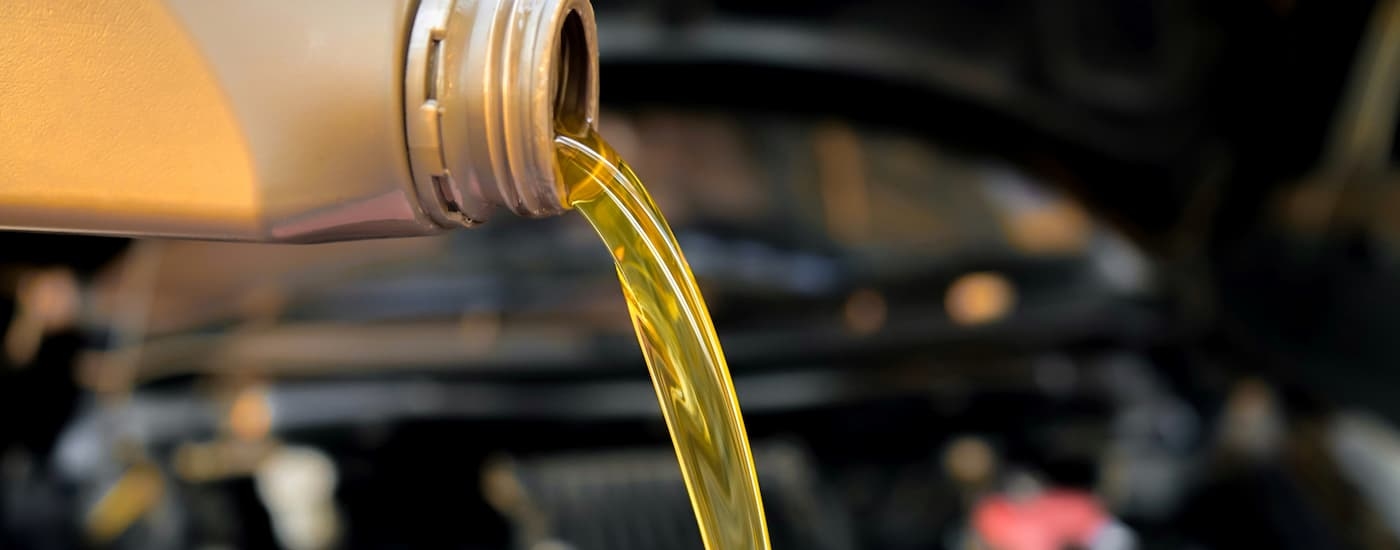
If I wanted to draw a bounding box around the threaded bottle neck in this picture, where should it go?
[404,0,599,227]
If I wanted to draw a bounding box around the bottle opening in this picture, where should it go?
[553,10,591,137]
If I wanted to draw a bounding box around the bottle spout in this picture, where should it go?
[405,0,601,227]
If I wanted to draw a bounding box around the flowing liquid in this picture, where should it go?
[555,127,772,550]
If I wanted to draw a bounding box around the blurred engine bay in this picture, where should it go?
[5,0,1400,549]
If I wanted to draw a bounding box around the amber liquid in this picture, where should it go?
[555,127,771,550]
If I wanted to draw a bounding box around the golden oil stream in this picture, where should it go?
[555,127,772,550]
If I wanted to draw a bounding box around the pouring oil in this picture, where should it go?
[554,126,772,550]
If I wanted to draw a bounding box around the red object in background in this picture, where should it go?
[973,490,1109,550]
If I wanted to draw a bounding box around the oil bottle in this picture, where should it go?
[0,0,598,242]
[5,2,773,548]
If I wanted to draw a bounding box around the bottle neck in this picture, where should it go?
[404,0,599,227]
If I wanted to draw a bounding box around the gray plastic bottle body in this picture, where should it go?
[0,0,598,243]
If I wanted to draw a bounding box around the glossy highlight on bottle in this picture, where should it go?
[555,127,771,550]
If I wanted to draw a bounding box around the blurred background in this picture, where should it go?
[4,0,1400,548]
